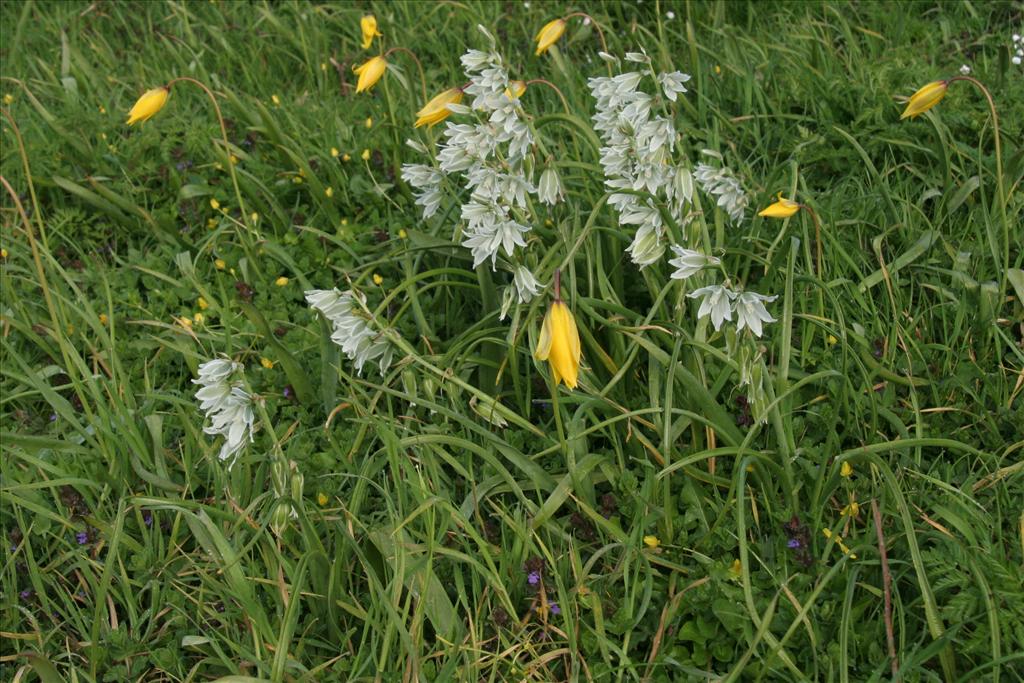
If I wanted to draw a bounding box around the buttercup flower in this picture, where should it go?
[535,273,582,389]
[360,15,382,50]
[757,193,800,219]
[126,86,169,125]
[535,18,567,56]
[414,87,463,128]
[643,535,660,549]
[840,461,853,478]
[900,80,948,119]
[354,56,387,93]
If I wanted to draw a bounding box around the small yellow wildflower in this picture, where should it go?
[3,93,13,105]
[275,276,289,287]
[98,313,108,325]
[207,218,217,229]
[341,218,349,226]
[535,274,582,389]
[0,248,7,259]
[331,147,340,158]
[272,94,281,106]
[841,500,860,518]
[126,86,170,125]
[250,212,259,222]
[504,80,527,99]
[827,334,838,346]
[193,312,204,325]
[325,187,334,198]
[178,317,191,329]
[100,133,107,140]
[260,357,275,369]
[823,528,856,559]
[365,116,373,128]
[729,558,742,578]
[534,18,567,56]
[215,259,226,270]
[643,535,661,549]
[317,492,329,506]
[414,88,463,127]
[320,62,328,72]
[361,148,371,161]
[209,198,220,210]
[197,297,209,310]
[353,56,387,93]
[900,80,948,120]
[757,193,800,219]
[98,104,106,114]
[360,14,382,50]
[292,175,303,184]
[714,65,722,75]
[840,461,853,478]
[372,273,383,285]
[398,228,408,239]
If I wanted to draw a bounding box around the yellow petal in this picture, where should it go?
[535,18,567,56]
[757,193,800,219]
[360,15,382,50]
[353,57,387,93]
[504,80,527,100]
[414,88,463,128]
[126,87,170,126]
[900,80,948,120]
[534,306,554,361]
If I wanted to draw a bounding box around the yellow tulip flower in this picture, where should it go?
[504,80,527,100]
[535,278,581,389]
[353,56,387,93]
[414,88,463,128]
[360,15,382,50]
[900,80,948,120]
[126,86,169,125]
[535,18,567,56]
[757,193,800,219]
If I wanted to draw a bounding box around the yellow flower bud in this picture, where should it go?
[757,193,800,219]
[353,56,387,93]
[534,18,567,56]
[840,461,853,478]
[900,80,948,120]
[260,357,275,369]
[330,147,340,158]
[98,313,108,325]
[215,259,226,270]
[534,297,582,390]
[414,88,463,128]
[365,116,373,128]
[360,15,382,50]
[643,535,661,549]
[210,198,220,210]
[325,187,334,198]
[361,148,371,161]
[272,94,281,106]
[372,273,383,285]
[275,276,289,286]
[198,297,209,310]
[126,86,170,126]
[317,492,329,506]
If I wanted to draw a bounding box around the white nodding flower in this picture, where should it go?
[694,162,749,224]
[598,51,621,66]
[512,265,542,303]
[624,51,650,64]
[537,167,564,205]
[401,163,446,219]
[688,284,736,331]
[192,358,253,462]
[668,245,720,280]
[306,289,395,374]
[657,71,691,102]
[733,291,778,338]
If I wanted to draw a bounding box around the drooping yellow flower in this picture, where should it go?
[900,80,948,120]
[643,535,661,549]
[126,87,169,125]
[414,88,463,128]
[757,193,800,219]
[275,276,289,286]
[840,461,853,478]
[353,56,387,93]
[504,80,527,100]
[535,18,567,56]
[317,492,329,506]
[214,259,226,270]
[535,295,582,389]
[197,297,209,310]
[360,15,382,50]
[361,148,371,161]
[260,357,275,369]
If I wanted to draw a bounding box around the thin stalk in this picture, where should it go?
[385,46,427,102]
[564,12,612,76]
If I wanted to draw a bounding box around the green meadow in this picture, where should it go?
[1,1,1022,681]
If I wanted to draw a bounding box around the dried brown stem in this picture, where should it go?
[872,499,898,678]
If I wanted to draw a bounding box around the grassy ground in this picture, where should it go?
[2,0,1022,681]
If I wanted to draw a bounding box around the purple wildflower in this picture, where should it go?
[143,512,153,527]
[549,602,560,615]
[20,589,32,600]
[76,531,88,545]
[49,413,58,422]
[787,538,801,549]
[527,571,540,585]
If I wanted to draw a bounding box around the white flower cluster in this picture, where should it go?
[402,31,537,271]
[694,157,749,224]
[193,359,254,462]
[588,67,694,267]
[306,289,395,375]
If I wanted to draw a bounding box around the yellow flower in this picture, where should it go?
[340,218,349,226]
[534,297,582,389]
[372,273,383,285]
[643,535,660,549]
[827,334,838,346]
[275,276,289,286]
[126,86,169,125]
[260,357,275,369]
[361,148,371,161]
[325,187,334,198]
[178,317,191,329]
[250,212,259,222]
[330,147,340,158]
[320,62,328,72]
[317,492,329,506]
[729,558,742,578]
[900,80,948,120]
[342,153,351,162]
[197,297,209,310]
[415,88,463,128]
[193,312,204,325]
[360,15,382,50]
[757,193,800,219]
[206,218,218,229]
[271,94,281,106]
[353,56,387,93]
[365,116,373,128]
[535,18,567,56]
[0,248,7,259]
[98,313,108,325]
[2,93,13,105]
[292,175,303,184]
[98,104,106,114]
[214,259,226,270]
[840,461,853,478]
[398,228,408,239]
[841,500,860,517]
[504,80,527,100]
[209,198,220,210]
